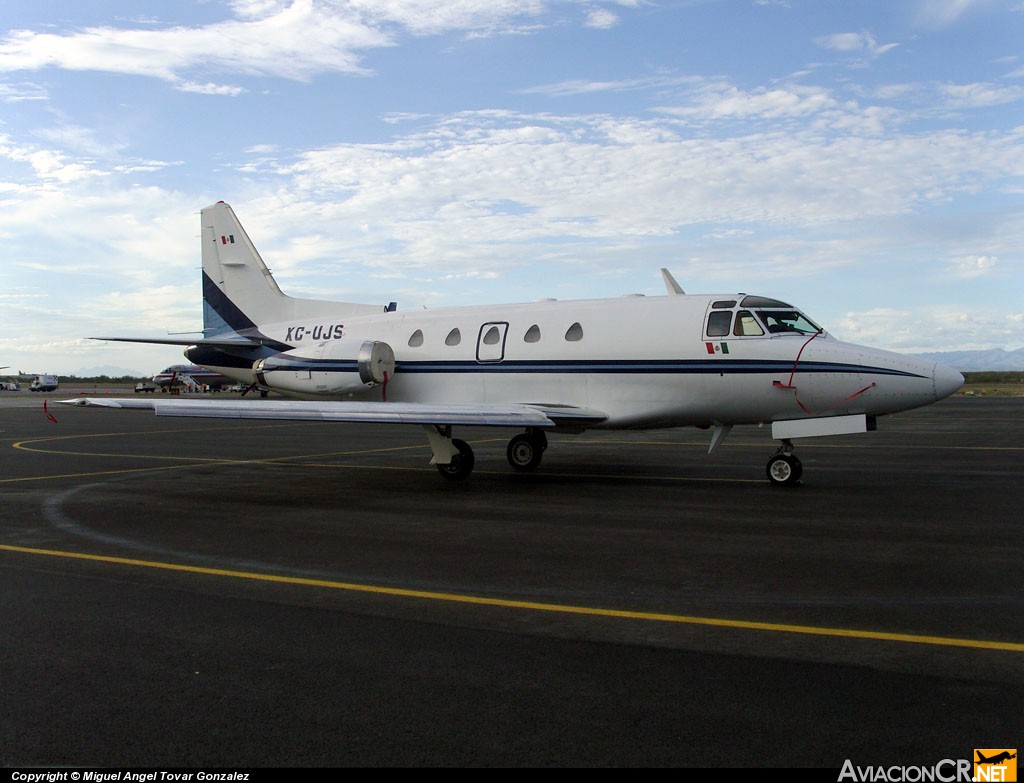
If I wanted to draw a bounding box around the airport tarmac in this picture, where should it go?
[1,392,1021,767]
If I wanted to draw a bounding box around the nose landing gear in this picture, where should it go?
[767,439,802,486]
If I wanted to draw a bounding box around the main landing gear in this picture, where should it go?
[766,439,802,487]
[506,429,548,472]
[435,438,475,480]
[426,426,549,479]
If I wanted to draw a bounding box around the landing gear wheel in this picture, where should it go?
[436,438,475,480]
[507,433,544,472]
[766,454,802,486]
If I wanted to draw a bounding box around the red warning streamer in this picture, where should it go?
[43,400,58,424]
[773,331,876,415]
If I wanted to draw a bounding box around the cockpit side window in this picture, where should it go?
[706,311,732,337]
[733,310,764,337]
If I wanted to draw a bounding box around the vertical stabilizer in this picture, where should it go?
[661,268,685,295]
[200,201,386,338]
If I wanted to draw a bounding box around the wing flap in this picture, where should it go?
[59,398,607,428]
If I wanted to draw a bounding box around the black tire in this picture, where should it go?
[437,438,475,480]
[507,433,544,472]
[766,454,803,486]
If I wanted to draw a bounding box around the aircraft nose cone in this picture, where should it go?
[933,362,964,401]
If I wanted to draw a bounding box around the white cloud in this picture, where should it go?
[0,3,390,85]
[24,150,102,183]
[939,82,1024,108]
[656,82,839,121]
[232,112,1024,282]
[950,255,998,278]
[814,31,899,58]
[0,1,588,88]
[521,74,700,97]
[584,9,620,29]
[33,125,125,159]
[0,81,47,102]
[177,81,246,96]
[836,306,1022,353]
[914,0,995,28]
[346,0,547,36]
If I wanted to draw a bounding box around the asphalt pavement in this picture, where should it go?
[1,392,1021,767]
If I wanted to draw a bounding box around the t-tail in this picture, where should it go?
[200,201,385,342]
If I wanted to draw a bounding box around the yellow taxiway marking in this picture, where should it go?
[1,543,1021,653]
[6,427,1019,487]
[2,426,435,483]
[5,432,762,484]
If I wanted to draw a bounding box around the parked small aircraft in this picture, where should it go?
[74,201,963,484]
[153,364,233,390]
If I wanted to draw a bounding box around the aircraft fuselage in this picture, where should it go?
[188,292,960,430]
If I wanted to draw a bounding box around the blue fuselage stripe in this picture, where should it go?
[258,357,925,379]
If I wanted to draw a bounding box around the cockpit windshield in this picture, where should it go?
[754,309,822,335]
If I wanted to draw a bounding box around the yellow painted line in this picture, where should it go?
[0,441,434,484]
[0,457,429,483]
[12,439,428,461]
[0,464,226,483]
[5,432,758,484]
[1,543,1020,653]
[8,420,299,444]
[0,460,758,484]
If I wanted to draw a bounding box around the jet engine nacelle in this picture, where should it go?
[253,339,395,397]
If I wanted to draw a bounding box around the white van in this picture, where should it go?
[30,374,59,392]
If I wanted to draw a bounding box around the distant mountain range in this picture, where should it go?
[909,348,1024,372]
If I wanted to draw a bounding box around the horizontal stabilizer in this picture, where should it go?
[91,336,262,348]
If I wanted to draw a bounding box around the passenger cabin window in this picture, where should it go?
[706,311,732,337]
[524,324,541,343]
[445,328,461,346]
[733,310,764,337]
[482,325,501,345]
[408,329,424,347]
[565,322,583,342]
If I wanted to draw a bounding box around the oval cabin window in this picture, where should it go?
[524,324,541,343]
[408,329,424,348]
[564,322,583,342]
[445,328,461,346]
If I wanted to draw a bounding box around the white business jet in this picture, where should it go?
[74,201,964,485]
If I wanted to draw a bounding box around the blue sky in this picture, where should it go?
[1,0,1021,377]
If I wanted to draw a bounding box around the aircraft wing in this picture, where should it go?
[59,398,607,428]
